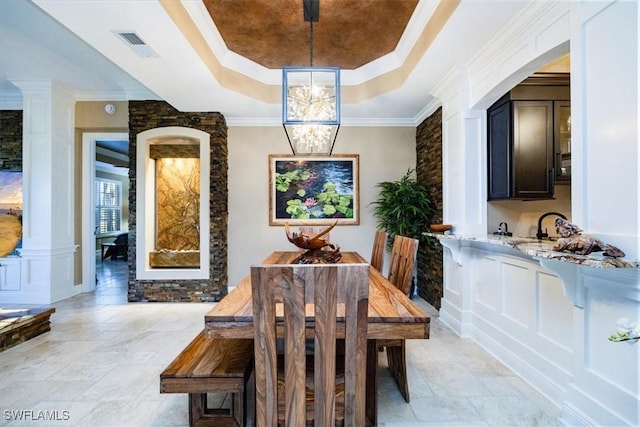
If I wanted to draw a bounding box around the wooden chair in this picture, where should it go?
[251,263,369,426]
[387,235,419,296]
[379,235,419,403]
[370,230,388,273]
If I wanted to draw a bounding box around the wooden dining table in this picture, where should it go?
[204,251,430,426]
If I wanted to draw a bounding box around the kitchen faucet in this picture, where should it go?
[492,221,512,236]
[536,212,568,240]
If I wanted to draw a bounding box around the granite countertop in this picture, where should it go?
[424,232,639,269]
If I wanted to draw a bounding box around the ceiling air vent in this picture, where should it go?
[114,31,158,58]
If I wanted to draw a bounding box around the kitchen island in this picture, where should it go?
[426,232,639,427]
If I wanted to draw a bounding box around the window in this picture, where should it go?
[95,179,121,234]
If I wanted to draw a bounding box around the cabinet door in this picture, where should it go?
[512,101,554,199]
[554,101,571,182]
[487,101,511,199]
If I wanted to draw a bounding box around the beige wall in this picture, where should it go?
[227,125,416,286]
[70,102,417,291]
[487,184,572,238]
[76,101,129,128]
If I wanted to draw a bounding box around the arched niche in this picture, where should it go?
[136,126,210,280]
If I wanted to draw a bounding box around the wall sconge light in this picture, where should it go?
[282,0,340,155]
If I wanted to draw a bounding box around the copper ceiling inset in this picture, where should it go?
[202,0,418,70]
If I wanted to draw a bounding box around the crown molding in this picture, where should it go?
[181,0,280,85]
[0,91,23,110]
[414,97,442,125]
[225,116,417,127]
[182,0,441,88]
[74,90,160,102]
[465,1,570,108]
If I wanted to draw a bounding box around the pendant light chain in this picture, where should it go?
[308,0,314,67]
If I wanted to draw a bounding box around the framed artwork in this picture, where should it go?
[269,154,359,225]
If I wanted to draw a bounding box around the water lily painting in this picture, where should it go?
[269,154,359,225]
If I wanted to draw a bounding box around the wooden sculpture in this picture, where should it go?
[285,220,342,263]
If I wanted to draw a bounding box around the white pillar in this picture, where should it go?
[7,80,78,304]
[564,3,640,425]
[434,67,488,237]
[570,0,639,260]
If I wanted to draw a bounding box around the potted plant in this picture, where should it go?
[370,169,434,251]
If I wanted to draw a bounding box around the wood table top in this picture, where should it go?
[204,252,430,340]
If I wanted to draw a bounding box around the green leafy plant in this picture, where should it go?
[370,169,434,251]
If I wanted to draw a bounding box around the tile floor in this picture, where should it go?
[0,257,563,426]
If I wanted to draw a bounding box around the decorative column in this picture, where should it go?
[8,80,77,304]
[570,1,639,260]
[431,67,488,331]
[432,67,488,237]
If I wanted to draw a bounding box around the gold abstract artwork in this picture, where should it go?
[155,157,200,252]
[0,215,21,258]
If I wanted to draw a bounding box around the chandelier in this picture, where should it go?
[283,0,340,155]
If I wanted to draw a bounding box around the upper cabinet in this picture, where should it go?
[554,101,571,182]
[487,73,570,200]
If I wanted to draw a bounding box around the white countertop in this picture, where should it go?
[424,232,639,269]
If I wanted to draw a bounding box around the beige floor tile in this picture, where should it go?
[0,258,562,426]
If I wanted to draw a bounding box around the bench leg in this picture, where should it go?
[189,393,206,427]
[232,390,243,426]
[189,392,245,427]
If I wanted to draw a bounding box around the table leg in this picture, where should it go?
[101,244,106,262]
[366,339,377,426]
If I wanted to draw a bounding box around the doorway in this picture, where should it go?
[81,132,129,293]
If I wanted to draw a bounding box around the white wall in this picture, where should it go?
[227,126,416,286]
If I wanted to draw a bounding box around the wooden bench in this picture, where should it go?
[160,332,254,427]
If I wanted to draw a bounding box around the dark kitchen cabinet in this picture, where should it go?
[554,101,571,182]
[487,100,512,199]
[487,74,569,200]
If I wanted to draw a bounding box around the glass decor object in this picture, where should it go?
[283,67,341,155]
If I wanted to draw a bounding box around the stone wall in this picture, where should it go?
[0,111,23,171]
[128,101,228,302]
[416,108,443,309]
